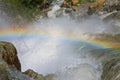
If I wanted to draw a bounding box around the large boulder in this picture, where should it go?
[23,69,45,80]
[0,41,34,80]
[0,41,21,71]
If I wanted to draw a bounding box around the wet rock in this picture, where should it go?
[88,2,104,15]
[24,69,45,80]
[101,56,120,80]
[100,11,120,21]
[61,0,80,11]
[0,41,21,71]
[0,70,9,80]
[0,69,34,80]
[61,0,120,19]
[88,0,120,15]
[70,3,90,19]
[101,0,120,13]
[45,74,58,80]
[0,41,34,80]
[24,69,59,80]
[88,48,120,80]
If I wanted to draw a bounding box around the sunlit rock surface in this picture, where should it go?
[0,41,34,80]
[0,41,21,71]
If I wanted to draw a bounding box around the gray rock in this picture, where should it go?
[87,0,120,16]
[0,69,34,80]
[0,41,34,80]
[24,69,45,80]
[0,41,21,71]
[45,74,58,80]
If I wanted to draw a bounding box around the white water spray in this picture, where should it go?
[10,17,108,80]
[0,0,120,80]
[1,13,119,80]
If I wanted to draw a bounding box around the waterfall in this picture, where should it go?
[0,0,120,80]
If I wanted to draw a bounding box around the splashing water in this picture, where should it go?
[0,0,120,80]
[1,16,110,80]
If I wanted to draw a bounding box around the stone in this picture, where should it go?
[23,69,45,80]
[0,70,9,80]
[0,69,34,80]
[101,56,120,80]
[88,0,120,15]
[61,0,80,11]
[0,41,21,71]
[90,0,106,10]
[0,41,34,80]
[45,74,58,80]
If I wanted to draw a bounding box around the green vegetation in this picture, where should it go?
[78,0,96,5]
[79,0,95,4]
[1,0,47,24]
[21,0,44,9]
[66,0,95,4]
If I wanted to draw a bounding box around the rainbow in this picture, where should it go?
[0,27,120,50]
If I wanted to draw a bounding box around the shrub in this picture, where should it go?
[1,0,45,24]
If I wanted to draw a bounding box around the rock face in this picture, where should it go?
[24,69,59,80]
[0,41,21,71]
[101,56,120,80]
[0,41,34,80]
[89,48,120,80]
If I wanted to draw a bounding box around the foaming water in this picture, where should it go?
[11,36,102,80]
[0,16,111,80]
[0,6,120,80]
[31,17,107,34]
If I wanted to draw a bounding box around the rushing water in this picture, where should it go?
[0,16,115,80]
[0,0,120,80]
